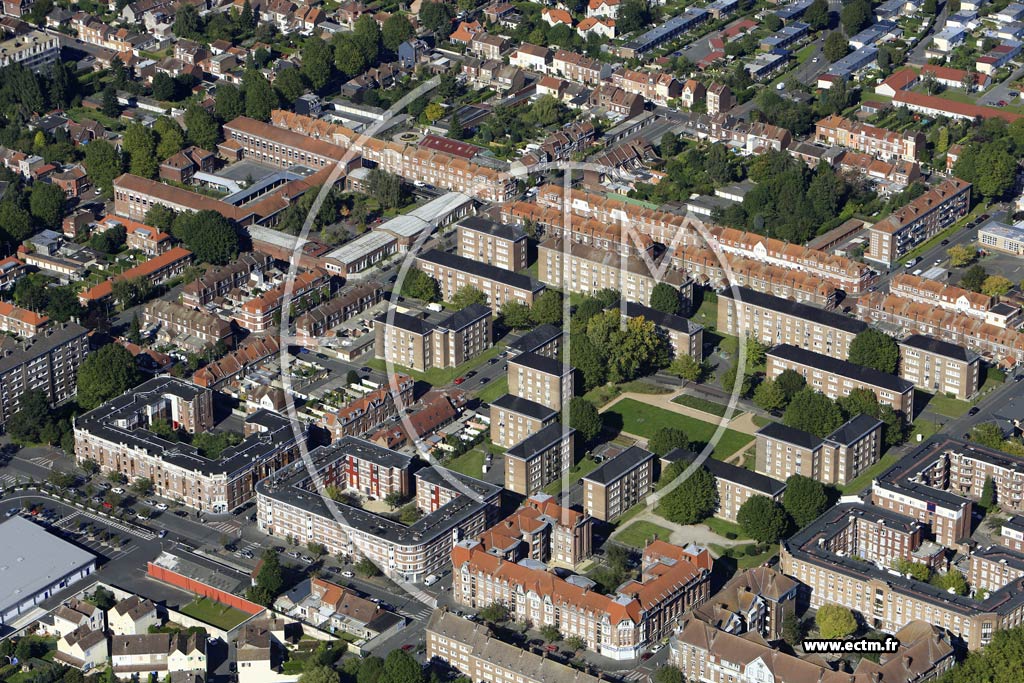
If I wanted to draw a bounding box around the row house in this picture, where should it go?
[192,334,279,388]
[294,282,384,344]
[509,42,551,72]
[0,301,48,338]
[537,120,596,161]
[181,252,274,307]
[856,291,1024,364]
[611,68,681,105]
[78,247,194,306]
[142,299,234,353]
[890,272,993,319]
[468,32,507,60]
[815,114,924,162]
[232,268,330,333]
[319,374,414,441]
[551,50,608,85]
[588,84,644,117]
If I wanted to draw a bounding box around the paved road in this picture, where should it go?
[977,64,1024,106]
[907,4,948,67]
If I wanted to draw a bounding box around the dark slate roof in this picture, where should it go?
[768,344,914,394]
[490,394,559,421]
[826,414,884,446]
[624,301,702,334]
[506,423,574,460]
[720,286,867,335]
[441,303,491,332]
[377,310,433,335]
[664,448,785,496]
[333,435,414,469]
[900,334,978,363]
[509,324,562,354]
[756,422,823,450]
[583,446,654,485]
[510,351,567,376]
[458,216,526,242]
[418,249,544,293]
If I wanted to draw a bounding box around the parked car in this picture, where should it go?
[155,503,168,511]
[424,574,440,586]
[940,240,950,245]
[111,487,125,495]
[342,570,354,578]
[453,377,465,385]
[968,406,981,416]
[158,530,167,538]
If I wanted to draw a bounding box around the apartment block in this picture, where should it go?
[222,116,349,170]
[319,373,415,441]
[967,545,1024,594]
[456,216,528,272]
[142,300,233,354]
[690,567,799,642]
[489,394,559,449]
[719,286,866,359]
[426,610,602,683]
[507,351,573,412]
[0,30,59,73]
[899,334,981,400]
[257,446,500,582]
[504,423,575,496]
[623,302,703,359]
[662,449,786,523]
[866,178,972,265]
[335,435,414,500]
[582,446,655,521]
[538,237,690,306]
[815,114,924,162]
[1001,515,1024,553]
[483,494,593,569]
[890,273,993,319]
[74,377,304,513]
[452,537,711,659]
[416,249,545,314]
[755,414,885,486]
[766,344,915,415]
[0,323,89,425]
[508,324,562,358]
[374,304,491,372]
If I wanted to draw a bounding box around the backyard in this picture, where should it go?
[179,597,251,630]
[602,398,753,461]
[615,520,672,547]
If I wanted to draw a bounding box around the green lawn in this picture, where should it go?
[543,456,600,495]
[613,502,647,527]
[615,521,672,547]
[752,415,773,428]
[583,380,671,407]
[703,516,749,539]
[671,394,729,417]
[179,597,250,630]
[794,43,817,65]
[689,296,719,329]
[445,449,486,477]
[918,390,970,418]
[366,342,505,385]
[838,450,903,495]
[476,375,508,403]
[603,398,753,460]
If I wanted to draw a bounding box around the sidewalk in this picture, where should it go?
[611,504,746,554]
[600,389,761,435]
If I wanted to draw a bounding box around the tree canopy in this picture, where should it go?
[568,397,602,443]
[400,267,440,302]
[783,475,829,528]
[783,388,845,437]
[172,210,239,264]
[848,329,899,374]
[77,344,142,410]
[816,604,857,640]
[649,282,682,315]
[736,495,789,543]
[659,466,718,525]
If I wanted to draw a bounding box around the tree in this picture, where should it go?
[131,477,153,495]
[145,205,177,233]
[932,569,969,595]
[172,210,239,264]
[539,624,562,643]
[380,649,424,683]
[618,0,654,34]
[274,68,306,104]
[722,365,753,398]
[923,0,938,14]
[301,38,334,91]
[737,495,789,543]
[353,15,382,65]
[152,72,180,101]
[571,334,607,391]
[652,667,684,683]
[649,282,681,315]
[961,265,988,292]
[400,267,440,302]
[668,355,706,382]
[6,390,54,445]
[478,602,509,623]
[660,466,718,525]
[500,301,533,329]
[972,422,1010,450]
[816,604,857,639]
[451,286,488,309]
[980,474,996,511]
[101,85,119,118]
[893,558,932,581]
[823,31,850,63]
[89,586,117,611]
[947,244,976,267]
[648,427,693,457]
[531,290,563,326]
[982,275,1014,297]
[172,3,203,39]
[46,286,82,323]
[29,181,66,227]
[781,613,803,646]
[746,336,768,367]
[804,0,830,31]
[124,123,158,178]
[154,117,186,160]
[840,0,872,34]
[367,168,402,209]
[753,379,787,413]
[424,102,445,123]
[83,140,123,196]
[243,68,278,121]
[300,666,339,683]
[848,329,899,374]
[355,557,381,577]
[447,113,464,140]
[783,388,844,437]
[382,14,414,52]
[77,344,142,410]
[569,397,602,443]
[215,83,245,121]
[184,104,220,151]
[783,475,829,528]
[420,1,454,38]
[240,0,255,30]
[250,549,283,605]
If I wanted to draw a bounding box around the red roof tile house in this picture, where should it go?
[231,269,329,333]
[50,165,89,198]
[0,301,49,337]
[159,146,215,184]
[78,247,194,306]
[192,334,280,388]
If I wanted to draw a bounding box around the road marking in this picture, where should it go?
[29,456,53,469]
[79,510,157,540]
[210,521,241,535]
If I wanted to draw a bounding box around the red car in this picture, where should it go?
[401,644,414,652]
[102,502,113,509]
[546,645,557,652]
[453,377,465,385]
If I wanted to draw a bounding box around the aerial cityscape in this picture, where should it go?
[3,1,1024,683]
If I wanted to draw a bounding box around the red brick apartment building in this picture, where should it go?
[231,269,330,333]
[318,373,414,441]
[481,494,593,569]
[866,178,972,266]
[452,537,711,660]
[181,253,274,307]
[94,217,173,256]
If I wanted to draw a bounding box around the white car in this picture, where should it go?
[155,503,168,511]
[111,487,125,495]
[342,570,354,578]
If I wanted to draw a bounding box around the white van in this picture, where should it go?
[424,574,440,586]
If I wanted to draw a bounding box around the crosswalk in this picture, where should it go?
[79,510,157,540]
[209,520,241,536]
[28,456,53,469]
[400,604,434,622]
[0,473,19,489]
[621,671,648,682]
